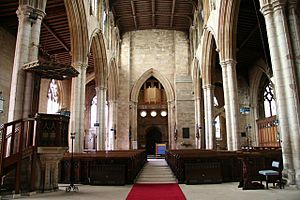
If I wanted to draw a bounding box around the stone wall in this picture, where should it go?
[118,29,195,150]
[0,27,16,125]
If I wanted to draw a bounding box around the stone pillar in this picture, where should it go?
[220,59,240,150]
[260,0,300,187]
[194,76,202,149]
[168,100,176,149]
[70,64,87,153]
[203,84,215,149]
[287,1,300,96]
[96,86,107,150]
[37,147,67,191]
[23,5,46,118]
[107,100,117,150]
[195,97,201,149]
[130,101,138,149]
[8,5,34,121]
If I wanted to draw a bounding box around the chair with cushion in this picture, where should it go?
[258,161,283,189]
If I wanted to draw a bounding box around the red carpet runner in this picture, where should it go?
[126,183,186,200]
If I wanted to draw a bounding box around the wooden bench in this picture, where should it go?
[59,150,147,185]
[166,149,282,185]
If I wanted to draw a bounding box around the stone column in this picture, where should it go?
[107,100,117,150]
[130,101,138,149]
[23,5,46,118]
[287,1,300,96]
[195,96,201,149]
[96,86,107,150]
[168,100,176,149]
[220,59,240,150]
[8,5,34,121]
[70,64,87,153]
[203,84,215,149]
[260,0,300,186]
[194,77,202,149]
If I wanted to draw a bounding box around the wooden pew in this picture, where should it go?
[59,150,147,185]
[165,149,282,185]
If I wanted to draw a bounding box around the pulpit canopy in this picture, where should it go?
[23,59,79,80]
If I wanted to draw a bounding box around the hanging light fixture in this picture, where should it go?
[0,91,4,113]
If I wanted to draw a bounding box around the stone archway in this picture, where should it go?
[130,68,176,149]
[146,127,162,155]
[89,29,108,150]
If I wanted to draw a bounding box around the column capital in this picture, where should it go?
[260,0,287,16]
[219,59,237,67]
[287,0,297,10]
[16,5,46,22]
[72,63,88,70]
[130,100,138,106]
[96,86,107,91]
[202,84,215,90]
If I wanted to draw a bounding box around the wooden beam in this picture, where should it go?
[170,0,176,27]
[117,13,192,25]
[42,21,70,53]
[130,0,137,29]
[152,0,155,27]
[238,24,259,52]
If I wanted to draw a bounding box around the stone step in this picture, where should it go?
[136,179,177,183]
[135,158,177,184]
[140,171,173,175]
[142,169,171,172]
[138,174,175,178]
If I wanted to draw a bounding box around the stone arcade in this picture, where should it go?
[0,0,300,198]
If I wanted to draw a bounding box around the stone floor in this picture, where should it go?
[1,182,298,200]
[2,158,300,199]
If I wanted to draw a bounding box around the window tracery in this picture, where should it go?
[263,82,276,117]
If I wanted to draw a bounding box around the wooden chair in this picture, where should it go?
[258,161,283,189]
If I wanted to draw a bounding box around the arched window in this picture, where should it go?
[213,96,219,107]
[90,0,98,16]
[215,116,221,139]
[102,2,107,34]
[47,79,60,114]
[91,96,97,127]
[213,97,221,138]
[263,82,276,117]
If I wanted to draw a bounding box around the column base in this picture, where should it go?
[282,168,296,186]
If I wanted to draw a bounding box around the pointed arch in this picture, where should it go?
[130,68,175,103]
[90,29,108,87]
[192,57,201,99]
[199,29,218,85]
[218,0,240,61]
[107,58,119,101]
[64,0,89,64]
